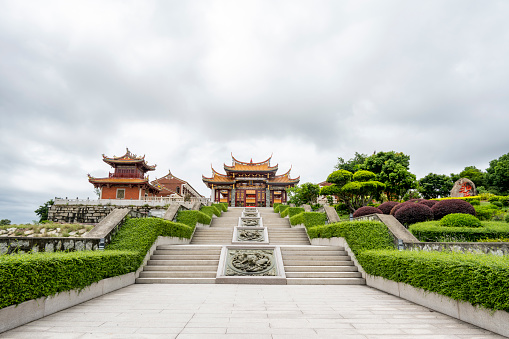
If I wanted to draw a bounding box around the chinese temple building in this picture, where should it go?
[202,154,300,207]
[88,149,159,200]
[151,170,203,199]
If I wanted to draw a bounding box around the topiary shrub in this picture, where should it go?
[390,202,413,215]
[417,200,436,208]
[431,199,476,220]
[505,214,509,223]
[440,213,482,228]
[273,203,281,212]
[394,203,433,226]
[288,207,305,218]
[176,210,211,227]
[200,206,221,218]
[279,205,290,216]
[353,206,383,218]
[377,201,399,214]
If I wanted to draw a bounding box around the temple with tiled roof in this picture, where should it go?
[202,154,299,207]
[151,170,203,199]
[88,148,160,199]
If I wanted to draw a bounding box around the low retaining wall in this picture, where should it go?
[406,241,509,256]
[310,237,509,337]
[0,237,101,255]
[48,205,151,224]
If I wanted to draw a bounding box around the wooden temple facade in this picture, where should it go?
[88,149,202,200]
[202,154,300,207]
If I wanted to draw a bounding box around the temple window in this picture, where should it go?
[116,189,125,199]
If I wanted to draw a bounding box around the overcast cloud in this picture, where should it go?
[1,0,509,223]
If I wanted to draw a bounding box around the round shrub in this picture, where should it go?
[431,199,476,220]
[390,202,414,215]
[440,213,482,228]
[353,206,383,218]
[417,200,437,208]
[394,203,433,226]
[378,201,400,214]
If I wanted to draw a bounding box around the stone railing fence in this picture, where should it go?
[54,196,209,207]
[1,202,202,255]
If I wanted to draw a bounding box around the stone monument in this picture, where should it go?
[450,178,477,197]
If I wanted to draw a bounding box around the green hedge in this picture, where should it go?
[212,203,228,212]
[307,221,394,255]
[359,250,509,312]
[200,205,221,218]
[289,212,327,228]
[176,210,211,227]
[409,221,509,242]
[475,205,504,221]
[488,195,509,206]
[0,250,138,309]
[278,205,290,217]
[288,207,305,218]
[273,203,281,212]
[0,217,193,310]
[432,196,482,204]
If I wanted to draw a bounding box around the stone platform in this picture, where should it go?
[0,284,503,338]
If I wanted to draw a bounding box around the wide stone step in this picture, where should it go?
[285,272,362,278]
[136,277,216,284]
[156,245,222,250]
[283,255,351,261]
[281,246,344,251]
[139,271,217,278]
[286,278,365,285]
[283,260,354,266]
[147,259,219,266]
[284,265,359,272]
[280,250,347,256]
[153,249,221,255]
[143,265,217,271]
[150,254,220,260]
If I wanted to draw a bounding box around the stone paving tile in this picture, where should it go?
[0,284,505,338]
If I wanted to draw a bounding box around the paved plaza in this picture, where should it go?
[0,284,504,339]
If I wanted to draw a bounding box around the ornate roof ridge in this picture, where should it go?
[228,152,274,167]
[102,148,156,170]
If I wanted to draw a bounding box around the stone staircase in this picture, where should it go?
[136,207,365,285]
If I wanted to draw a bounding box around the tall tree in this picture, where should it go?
[288,183,320,206]
[486,153,509,195]
[360,151,417,201]
[418,173,454,199]
[35,199,54,222]
[334,152,368,173]
[459,166,487,188]
[320,169,385,212]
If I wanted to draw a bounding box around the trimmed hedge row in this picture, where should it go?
[0,217,194,310]
[307,221,395,254]
[287,207,305,218]
[409,221,509,242]
[176,210,212,227]
[0,250,138,309]
[289,212,327,228]
[200,205,221,218]
[278,205,290,217]
[273,203,281,212]
[359,250,509,312]
[212,203,228,212]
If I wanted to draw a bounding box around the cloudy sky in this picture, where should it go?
[1,0,509,223]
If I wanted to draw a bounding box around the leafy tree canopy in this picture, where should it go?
[418,173,453,199]
[35,199,54,222]
[288,183,320,206]
[459,166,487,188]
[486,153,509,195]
[320,169,385,212]
[334,152,367,173]
[0,219,11,226]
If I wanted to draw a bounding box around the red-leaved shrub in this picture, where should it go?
[431,199,476,220]
[353,206,383,218]
[390,202,414,215]
[377,201,400,214]
[418,200,437,208]
[394,203,433,226]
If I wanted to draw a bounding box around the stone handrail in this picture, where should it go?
[54,197,210,207]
